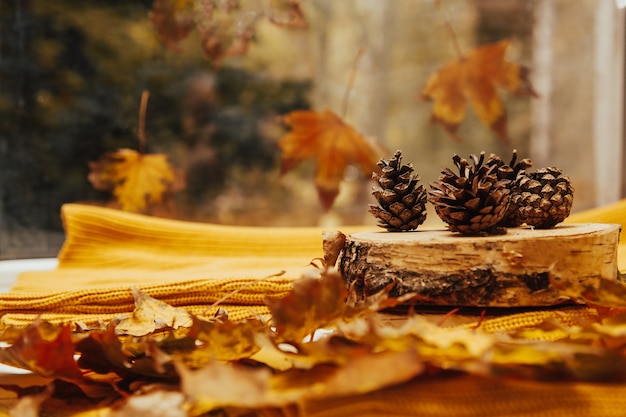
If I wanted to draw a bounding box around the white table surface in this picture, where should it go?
[0,258,58,377]
[0,258,58,293]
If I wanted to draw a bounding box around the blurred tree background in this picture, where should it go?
[0,0,313,258]
[1,0,618,259]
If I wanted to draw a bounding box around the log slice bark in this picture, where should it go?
[335,223,621,307]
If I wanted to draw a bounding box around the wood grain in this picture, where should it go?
[334,223,621,307]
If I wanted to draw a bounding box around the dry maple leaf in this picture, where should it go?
[149,0,308,67]
[195,2,257,67]
[190,317,265,363]
[273,349,424,400]
[278,108,383,210]
[88,148,176,213]
[420,39,538,143]
[265,267,349,342]
[11,274,626,415]
[178,350,424,414]
[176,359,278,413]
[0,321,83,380]
[267,0,309,29]
[112,390,187,417]
[76,325,182,381]
[149,0,253,65]
[322,230,347,268]
[149,0,195,51]
[550,273,626,314]
[115,287,193,337]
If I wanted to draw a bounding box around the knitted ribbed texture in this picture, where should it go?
[301,373,626,417]
[456,305,600,338]
[0,201,625,329]
[57,203,330,266]
[2,201,626,415]
[0,203,368,328]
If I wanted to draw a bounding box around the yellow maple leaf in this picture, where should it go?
[115,287,192,337]
[89,148,175,212]
[420,39,538,142]
[278,108,383,210]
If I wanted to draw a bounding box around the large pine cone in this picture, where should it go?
[485,150,533,227]
[513,167,574,228]
[369,150,428,232]
[429,152,511,235]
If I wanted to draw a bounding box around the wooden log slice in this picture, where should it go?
[335,223,621,307]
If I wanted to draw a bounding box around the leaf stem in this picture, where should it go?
[138,90,150,154]
[436,0,463,59]
[203,270,286,316]
[341,48,365,119]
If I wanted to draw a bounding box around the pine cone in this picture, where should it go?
[429,152,511,235]
[513,167,574,228]
[368,150,428,232]
[485,150,533,227]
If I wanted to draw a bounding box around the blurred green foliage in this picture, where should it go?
[0,0,311,233]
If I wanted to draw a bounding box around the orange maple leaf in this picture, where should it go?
[0,321,83,380]
[278,108,383,210]
[420,39,538,142]
[88,148,176,213]
[265,267,348,343]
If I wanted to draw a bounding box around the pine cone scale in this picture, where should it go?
[514,167,574,228]
[429,152,511,235]
[369,150,428,232]
[370,149,573,234]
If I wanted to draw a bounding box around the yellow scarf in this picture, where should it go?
[2,200,626,415]
[0,200,624,329]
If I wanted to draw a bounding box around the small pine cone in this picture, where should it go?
[368,150,428,232]
[429,152,511,235]
[485,150,533,227]
[514,167,574,229]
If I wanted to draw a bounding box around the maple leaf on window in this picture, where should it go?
[148,0,195,52]
[149,0,308,67]
[197,21,255,68]
[149,0,253,64]
[267,0,309,29]
[193,0,258,67]
[278,108,383,210]
[420,39,538,143]
[88,148,177,213]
